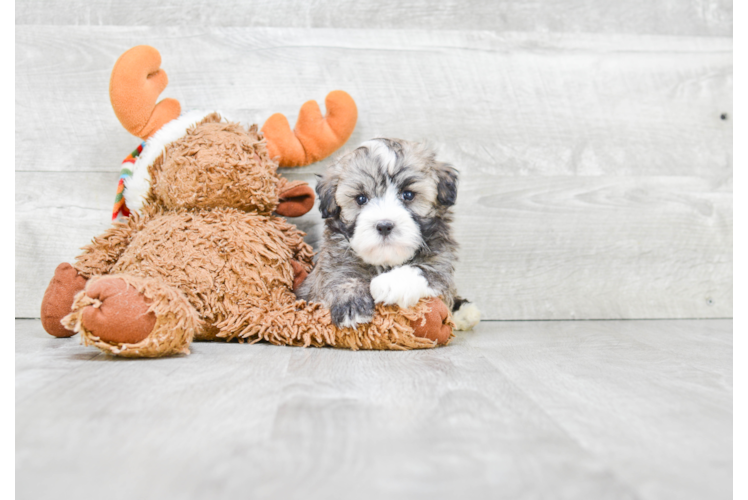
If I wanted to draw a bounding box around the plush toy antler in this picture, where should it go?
[109,45,182,140]
[261,91,358,167]
[110,45,358,167]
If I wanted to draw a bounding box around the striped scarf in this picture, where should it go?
[112,142,145,220]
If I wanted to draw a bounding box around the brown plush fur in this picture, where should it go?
[47,114,452,357]
[151,117,279,214]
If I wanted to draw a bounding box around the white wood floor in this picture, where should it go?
[15,318,732,500]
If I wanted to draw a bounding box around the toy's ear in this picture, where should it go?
[435,163,458,207]
[262,90,357,168]
[110,45,182,140]
[315,173,340,219]
[276,181,315,217]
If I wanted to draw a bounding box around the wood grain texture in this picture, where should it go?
[15,318,732,500]
[15,0,733,37]
[16,27,732,176]
[16,170,732,320]
[727,38,748,286]
[15,27,733,319]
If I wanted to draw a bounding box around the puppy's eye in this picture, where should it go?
[401,190,415,201]
[355,194,368,206]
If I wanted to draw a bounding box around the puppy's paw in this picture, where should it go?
[370,265,436,309]
[330,296,375,329]
[452,300,481,331]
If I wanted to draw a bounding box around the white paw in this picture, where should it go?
[370,265,436,309]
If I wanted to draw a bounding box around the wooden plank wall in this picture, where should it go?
[15,2,733,320]
[728,32,748,324]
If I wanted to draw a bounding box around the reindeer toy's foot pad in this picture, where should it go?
[410,297,454,345]
[40,263,89,338]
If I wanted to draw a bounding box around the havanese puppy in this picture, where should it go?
[296,138,480,331]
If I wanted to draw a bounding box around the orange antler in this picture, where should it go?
[109,45,181,140]
[262,90,358,167]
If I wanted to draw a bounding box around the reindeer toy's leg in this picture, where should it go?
[40,210,202,357]
[63,274,201,358]
[210,287,453,351]
[40,211,149,338]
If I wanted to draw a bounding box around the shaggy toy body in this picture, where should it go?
[74,208,314,341]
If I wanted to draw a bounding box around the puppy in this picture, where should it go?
[296,138,480,331]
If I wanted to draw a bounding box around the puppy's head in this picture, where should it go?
[316,138,458,267]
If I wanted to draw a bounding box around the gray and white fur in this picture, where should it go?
[296,138,480,331]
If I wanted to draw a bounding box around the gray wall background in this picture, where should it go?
[15,1,733,320]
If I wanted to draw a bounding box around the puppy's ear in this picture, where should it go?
[435,163,458,207]
[315,173,340,219]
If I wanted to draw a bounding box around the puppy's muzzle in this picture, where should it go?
[376,220,395,237]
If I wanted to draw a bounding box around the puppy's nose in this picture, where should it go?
[376,221,395,236]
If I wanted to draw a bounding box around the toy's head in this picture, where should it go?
[150,115,277,214]
[124,110,298,216]
[109,45,356,219]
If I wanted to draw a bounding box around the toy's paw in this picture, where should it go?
[289,260,308,292]
[79,277,156,345]
[370,265,436,309]
[41,263,88,338]
[411,298,452,345]
[330,296,375,329]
